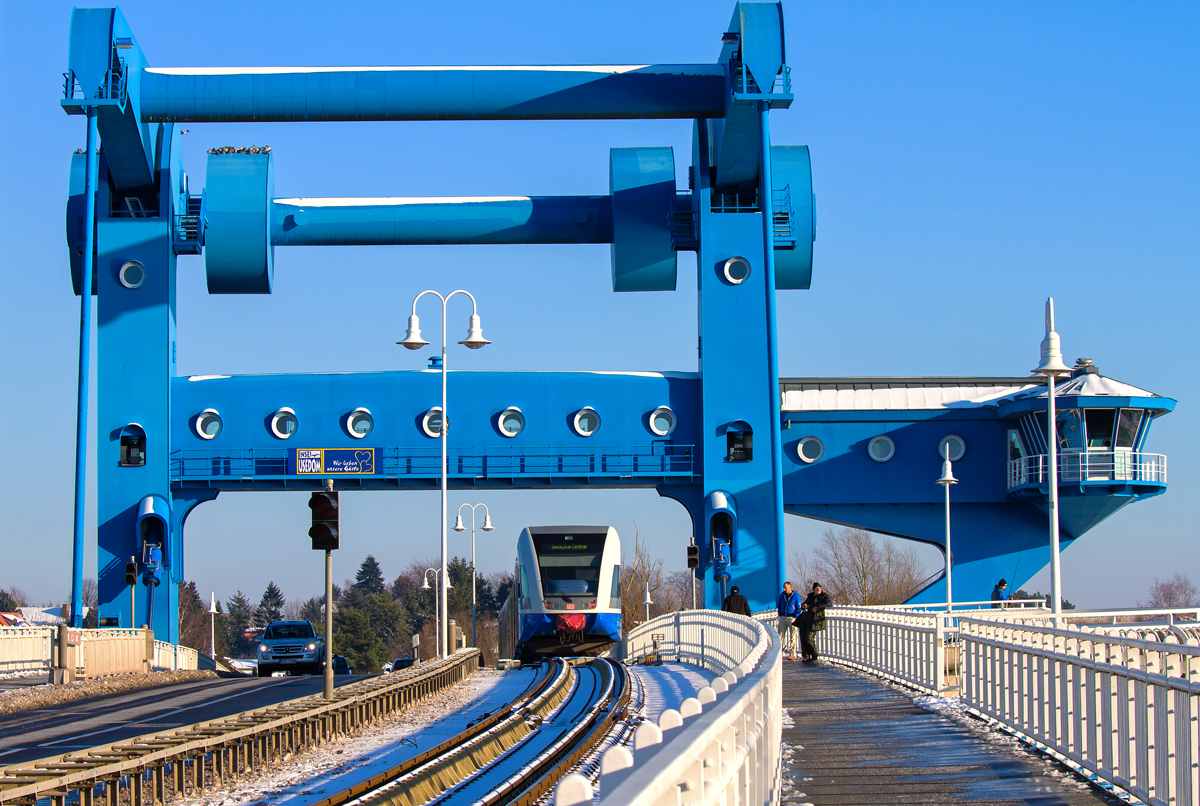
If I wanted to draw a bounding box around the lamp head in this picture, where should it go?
[643,587,653,605]
[482,513,494,531]
[936,457,958,486]
[419,577,431,590]
[397,314,430,350]
[1033,298,1071,377]
[458,314,491,350]
[208,591,218,614]
[453,513,465,532]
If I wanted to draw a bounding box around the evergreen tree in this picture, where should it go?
[299,597,324,629]
[259,582,285,623]
[333,605,388,673]
[354,555,386,597]
[178,582,210,654]
[0,589,18,613]
[224,591,254,657]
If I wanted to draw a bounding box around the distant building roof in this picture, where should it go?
[781,377,1039,412]
[780,373,1164,412]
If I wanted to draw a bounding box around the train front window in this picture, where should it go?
[533,533,604,599]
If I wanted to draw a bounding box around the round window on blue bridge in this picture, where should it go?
[271,408,298,439]
[346,408,373,439]
[573,407,601,437]
[868,435,895,462]
[195,409,222,440]
[797,436,824,464]
[649,406,676,436]
[939,435,965,462]
[498,407,525,437]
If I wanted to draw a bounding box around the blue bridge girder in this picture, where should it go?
[60,3,1172,641]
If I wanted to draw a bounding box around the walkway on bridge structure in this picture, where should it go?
[782,661,1121,806]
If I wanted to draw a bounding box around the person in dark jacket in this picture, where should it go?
[721,585,752,617]
[793,583,832,661]
[991,579,1009,609]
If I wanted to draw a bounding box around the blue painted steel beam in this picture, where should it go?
[272,196,613,246]
[139,66,727,122]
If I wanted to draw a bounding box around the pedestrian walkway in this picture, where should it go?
[781,661,1120,806]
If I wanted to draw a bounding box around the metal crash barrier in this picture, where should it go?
[561,611,782,806]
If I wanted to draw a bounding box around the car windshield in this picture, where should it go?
[264,623,314,640]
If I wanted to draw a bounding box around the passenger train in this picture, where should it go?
[498,526,622,661]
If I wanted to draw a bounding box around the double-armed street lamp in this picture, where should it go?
[454,503,494,648]
[398,290,490,659]
[1033,298,1072,619]
[420,568,453,658]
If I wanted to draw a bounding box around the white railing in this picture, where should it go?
[0,627,54,672]
[565,610,782,806]
[1007,450,1167,489]
[152,639,199,671]
[0,627,198,678]
[960,616,1200,806]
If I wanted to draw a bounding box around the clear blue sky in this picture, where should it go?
[1,1,1196,609]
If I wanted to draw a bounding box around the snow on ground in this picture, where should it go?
[629,663,712,722]
[175,667,539,806]
[0,671,44,680]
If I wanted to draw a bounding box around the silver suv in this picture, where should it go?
[257,621,325,676]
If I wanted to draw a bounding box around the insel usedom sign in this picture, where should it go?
[295,449,376,475]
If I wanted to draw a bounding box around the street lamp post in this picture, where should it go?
[454,503,494,648]
[1033,298,1072,620]
[643,584,653,622]
[420,568,453,659]
[399,290,490,658]
[935,451,958,612]
[208,592,219,661]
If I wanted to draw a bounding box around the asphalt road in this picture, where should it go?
[0,674,371,767]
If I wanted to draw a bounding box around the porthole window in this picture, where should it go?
[195,409,222,440]
[648,406,676,437]
[422,407,448,438]
[346,408,374,439]
[270,407,298,439]
[797,436,824,464]
[573,407,601,437]
[119,260,146,289]
[939,435,966,462]
[722,256,751,285]
[868,435,895,463]
[498,407,525,438]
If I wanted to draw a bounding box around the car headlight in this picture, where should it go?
[306,642,316,651]
[259,644,270,654]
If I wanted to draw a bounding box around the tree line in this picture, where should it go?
[177,555,512,672]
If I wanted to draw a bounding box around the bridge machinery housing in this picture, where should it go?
[63,4,1172,638]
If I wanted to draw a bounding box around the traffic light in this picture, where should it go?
[308,491,339,551]
[125,561,137,586]
[686,545,699,569]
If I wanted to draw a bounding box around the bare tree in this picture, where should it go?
[619,521,674,628]
[1138,573,1199,608]
[790,527,927,606]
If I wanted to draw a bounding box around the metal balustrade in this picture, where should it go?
[1007,450,1167,489]
[959,616,1200,806]
[584,610,782,806]
[171,444,695,483]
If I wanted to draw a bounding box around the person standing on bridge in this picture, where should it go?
[776,582,802,659]
[721,585,752,616]
[794,583,832,662]
[991,579,1009,609]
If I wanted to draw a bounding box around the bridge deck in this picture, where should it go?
[782,661,1119,805]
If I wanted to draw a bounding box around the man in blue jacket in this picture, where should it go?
[777,582,802,659]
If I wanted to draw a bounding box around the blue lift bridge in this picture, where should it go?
[61,4,1173,640]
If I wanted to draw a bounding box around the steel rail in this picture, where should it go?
[0,651,480,806]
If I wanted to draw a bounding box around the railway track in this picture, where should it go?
[312,657,630,806]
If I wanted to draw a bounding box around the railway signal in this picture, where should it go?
[308,491,339,551]
[124,561,137,585]
[686,545,699,569]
